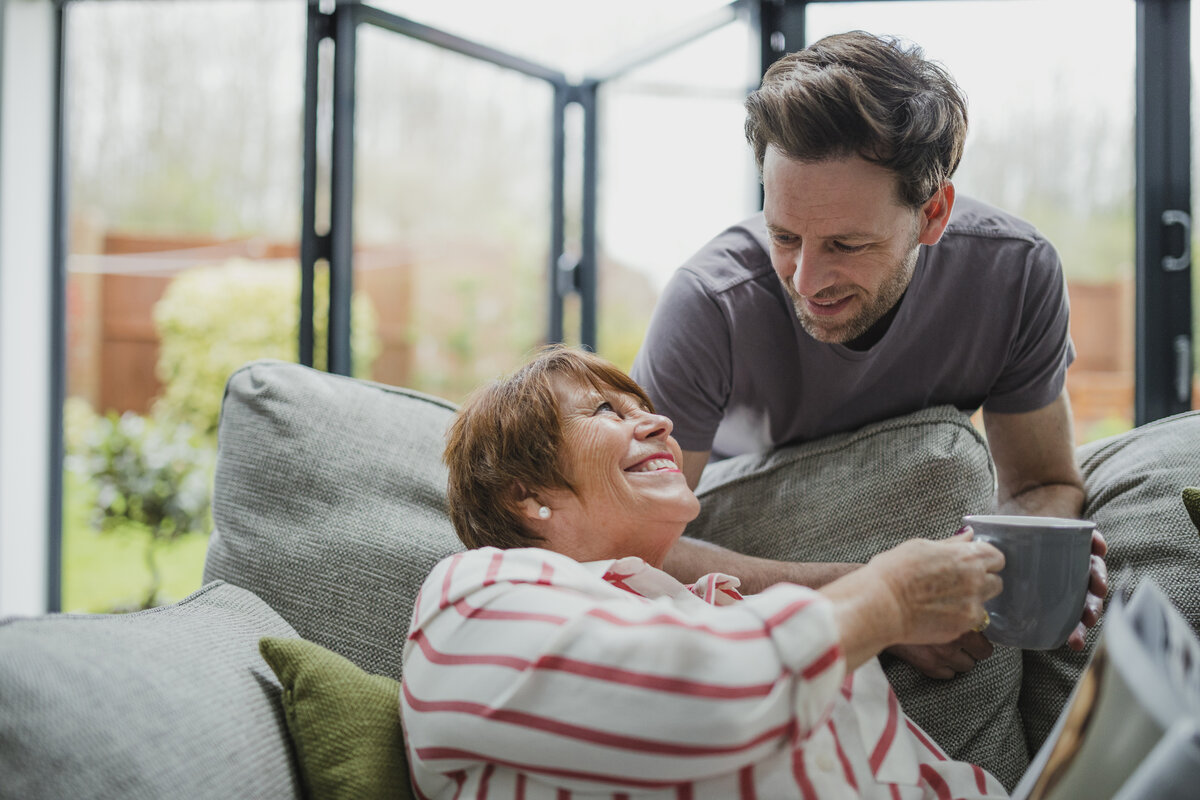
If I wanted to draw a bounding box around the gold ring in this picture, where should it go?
[972,612,991,633]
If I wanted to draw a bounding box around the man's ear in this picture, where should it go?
[917,181,955,246]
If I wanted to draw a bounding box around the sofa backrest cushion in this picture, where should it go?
[685,405,1030,788]
[203,359,463,682]
[1020,409,1200,757]
[0,581,301,800]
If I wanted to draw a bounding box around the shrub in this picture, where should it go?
[153,259,380,438]
[68,409,214,609]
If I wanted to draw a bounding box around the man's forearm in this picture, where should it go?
[664,536,860,594]
[996,481,1085,519]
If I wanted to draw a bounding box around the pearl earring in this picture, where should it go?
[538,505,551,520]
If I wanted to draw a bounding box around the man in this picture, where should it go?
[631,31,1106,679]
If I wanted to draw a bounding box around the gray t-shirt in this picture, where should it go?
[631,195,1075,459]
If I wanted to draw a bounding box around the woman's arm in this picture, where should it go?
[818,531,1004,672]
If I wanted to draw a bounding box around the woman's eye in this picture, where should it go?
[595,401,616,416]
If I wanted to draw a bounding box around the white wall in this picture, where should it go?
[0,0,57,616]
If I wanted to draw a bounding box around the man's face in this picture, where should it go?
[762,150,926,344]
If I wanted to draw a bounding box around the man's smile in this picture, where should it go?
[804,294,855,316]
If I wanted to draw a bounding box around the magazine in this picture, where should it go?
[1012,581,1200,799]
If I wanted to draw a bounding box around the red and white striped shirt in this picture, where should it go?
[401,547,1008,799]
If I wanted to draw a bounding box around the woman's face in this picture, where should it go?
[539,375,700,566]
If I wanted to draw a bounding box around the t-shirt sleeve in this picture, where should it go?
[982,237,1076,414]
[631,268,733,453]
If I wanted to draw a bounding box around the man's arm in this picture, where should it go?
[983,388,1084,518]
[670,448,860,593]
[665,536,861,594]
[983,388,1107,650]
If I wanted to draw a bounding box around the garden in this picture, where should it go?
[63,259,378,612]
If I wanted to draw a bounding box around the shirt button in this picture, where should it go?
[816,753,836,772]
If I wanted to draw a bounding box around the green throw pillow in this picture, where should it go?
[258,637,413,800]
[1184,487,1200,533]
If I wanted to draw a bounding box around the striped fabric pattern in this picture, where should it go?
[401,548,1008,799]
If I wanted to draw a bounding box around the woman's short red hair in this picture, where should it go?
[444,345,654,550]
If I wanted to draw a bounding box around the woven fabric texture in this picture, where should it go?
[1183,487,1200,532]
[686,406,1031,788]
[0,581,301,800]
[259,637,412,800]
[203,359,464,682]
[1020,410,1200,757]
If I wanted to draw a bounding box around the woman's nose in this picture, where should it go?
[634,410,673,440]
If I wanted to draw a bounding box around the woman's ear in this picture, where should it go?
[510,483,549,523]
[517,496,549,522]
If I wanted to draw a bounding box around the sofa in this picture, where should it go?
[2,358,1199,799]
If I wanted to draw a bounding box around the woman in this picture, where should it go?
[402,346,1008,799]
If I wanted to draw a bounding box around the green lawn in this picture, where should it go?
[62,471,209,613]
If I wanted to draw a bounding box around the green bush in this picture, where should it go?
[68,409,214,610]
[153,259,380,437]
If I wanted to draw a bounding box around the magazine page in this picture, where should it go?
[1012,582,1200,800]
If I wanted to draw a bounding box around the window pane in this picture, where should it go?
[807,0,1137,442]
[352,25,554,401]
[63,0,305,611]
[598,18,756,371]
[370,0,733,75]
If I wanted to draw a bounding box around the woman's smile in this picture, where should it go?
[624,452,681,473]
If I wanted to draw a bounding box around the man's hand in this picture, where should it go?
[886,632,995,680]
[1066,529,1108,650]
[984,392,1110,650]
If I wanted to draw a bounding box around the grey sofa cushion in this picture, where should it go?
[1020,409,1200,757]
[0,581,301,800]
[685,406,1030,788]
[202,359,463,682]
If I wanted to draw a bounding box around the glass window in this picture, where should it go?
[598,17,755,371]
[370,0,733,75]
[351,24,554,400]
[807,0,1137,443]
[368,1,755,373]
[63,0,306,611]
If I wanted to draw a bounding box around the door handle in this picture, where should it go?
[1162,209,1191,272]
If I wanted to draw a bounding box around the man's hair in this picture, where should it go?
[444,345,655,551]
[744,30,968,208]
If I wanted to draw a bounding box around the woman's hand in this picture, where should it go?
[819,529,1004,672]
[870,531,1005,645]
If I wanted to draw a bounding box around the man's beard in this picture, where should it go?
[783,245,920,345]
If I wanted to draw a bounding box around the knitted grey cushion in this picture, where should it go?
[1020,409,1200,758]
[686,406,1031,788]
[0,581,301,800]
[202,359,463,682]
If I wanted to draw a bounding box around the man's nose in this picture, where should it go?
[792,247,839,297]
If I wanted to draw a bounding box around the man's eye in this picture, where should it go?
[772,233,799,246]
[833,241,866,253]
